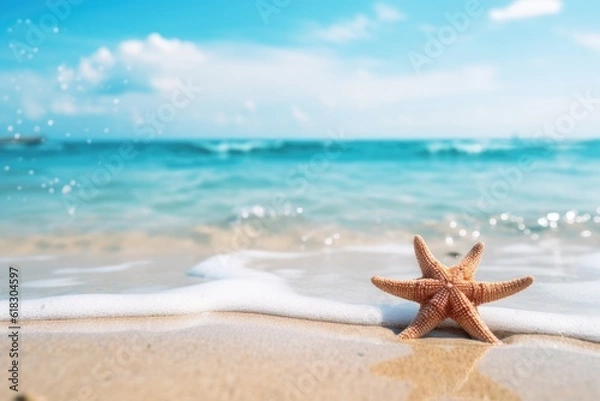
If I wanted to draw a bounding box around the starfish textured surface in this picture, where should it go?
[371,235,534,344]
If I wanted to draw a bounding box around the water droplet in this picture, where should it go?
[546,212,560,222]
[7,125,13,132]
[296,207,303,214]
[252,205,265,217]
[458,229,467,237]
[113,98,120,104]
[449,221,457,228]
[47,119,54,126]
[48,188,55,194]
[581,230,591,238]
[33,125,40,132]
[472,230,480,238]
[62,185,71,194]
[3,166,9,171]
[324,238,333,245]
[576,214,591,223]
[489,218,497,226]
[500,213,509,221]
[28,169,34,175]
[16,185,22,191]
[52,27,59,33]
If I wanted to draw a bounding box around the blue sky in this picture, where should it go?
[1,0,599,139]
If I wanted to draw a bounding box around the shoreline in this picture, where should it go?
[11,312,600,401]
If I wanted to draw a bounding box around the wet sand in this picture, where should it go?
[10,312,600,401]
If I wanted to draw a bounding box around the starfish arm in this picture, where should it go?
[371,277,444,303]
[399,289,449,340]
[450,241,484,280]
[413,235,448,280]
[455,276,534,305]
[448,289,501,344]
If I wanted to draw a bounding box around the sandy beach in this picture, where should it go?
[4,0,600,399]
[10,312,600,401]
[3,238,600,400]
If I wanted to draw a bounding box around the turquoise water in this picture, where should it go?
[1,138,600,248]
[2,138,600,340]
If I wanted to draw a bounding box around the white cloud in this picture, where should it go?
[418,24,437,34]
[0,34,500,136]
[244,99,256,112]
[374,3,405,22]
[291,105,309,124]
[489,0,562,22]
[59,33,208,94]
[312,14,372,43]
[6,33,599,138]
[311,3,404,43]
[233,114,245,125]
[568,32,600,52]
[215,111,228,125]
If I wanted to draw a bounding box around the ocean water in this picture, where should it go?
[1,138,600,340]
[2,138,600,246]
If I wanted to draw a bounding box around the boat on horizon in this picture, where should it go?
[0,135,45,146]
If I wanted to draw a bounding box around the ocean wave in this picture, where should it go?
[425,141,509,155]
[422,140,551,157]
[190,140,286,155]
[2,249,599,342]
[186,139,600,159]
[6,138,600,161]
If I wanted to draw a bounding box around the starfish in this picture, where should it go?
[371,235,534,344]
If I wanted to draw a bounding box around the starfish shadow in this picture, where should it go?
[370,339,520,401]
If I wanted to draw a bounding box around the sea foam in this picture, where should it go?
[1,250,599,342]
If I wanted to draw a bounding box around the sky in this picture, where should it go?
[0,0,599,139]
